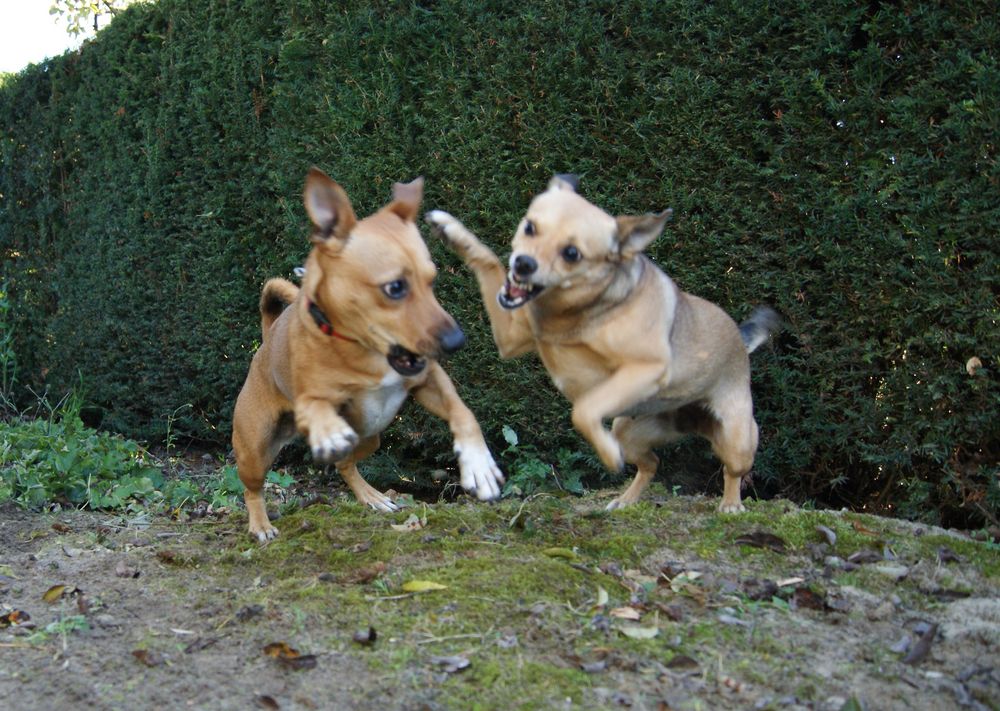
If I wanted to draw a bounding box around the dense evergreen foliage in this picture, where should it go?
[1,0,997,525]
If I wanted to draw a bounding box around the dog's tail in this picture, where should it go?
[259,278,299,337]
[738,306,782,354]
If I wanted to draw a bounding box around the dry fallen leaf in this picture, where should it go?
[430,655,470,673]
[401,580,448,593]
[390,513,424,532]
[733,530,787,553]
[51,522,72,533]
[665,654,699,671]
[848,549,884,565]
[42,584,78,603]
[593,586,609,611]
[851,520,880,536]
[668,571,702,592]
[654,602,685,622]
[256,695,281,710]
[263,642,297,658]
[776,577,806,588]
[184,636,218,654]
[132,649,164,667]
[341,562,386,584]
[263,642,317,670]
[0,609,31,627]
[791,587,827,611]
[618,624,659,639]
[609,606,642,621]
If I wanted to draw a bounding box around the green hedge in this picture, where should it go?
[1,0,997,526]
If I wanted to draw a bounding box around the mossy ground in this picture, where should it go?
[1,489,997,709]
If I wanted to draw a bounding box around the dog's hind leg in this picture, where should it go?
[606,414,684,510]
[708,396,758,513]
[233,407,292,543]
[335,435,399,512]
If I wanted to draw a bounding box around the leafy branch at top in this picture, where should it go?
[49,0,136,36]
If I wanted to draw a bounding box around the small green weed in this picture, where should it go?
[0,397,162,509]
[500,425,587,497]
[26,614,90,645]
[0,397,274,515]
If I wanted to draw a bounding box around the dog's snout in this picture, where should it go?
[513,254,538,278]
[438,324,466,354]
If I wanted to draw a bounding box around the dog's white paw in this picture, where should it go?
[455,442,504,501]
[366,494,400,513]
[311,426,358,463]
[605,489,642,511]
[353,481,400,513]
[425,209,458,234]
[254,526,279,544]
[718,500,746,513]
[425,210,473,251]
[249,521,279,544]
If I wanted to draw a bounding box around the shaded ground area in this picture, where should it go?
[1,490,998,710]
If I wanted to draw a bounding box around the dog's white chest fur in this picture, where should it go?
[353,371,409,437]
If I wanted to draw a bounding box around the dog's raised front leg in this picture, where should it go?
[411,362,504,501]
[294,395,359,463]
[570,362,667,474]
[425,210,535,358]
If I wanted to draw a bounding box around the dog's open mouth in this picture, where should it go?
[387,345,426,376]
[498,276,544,310]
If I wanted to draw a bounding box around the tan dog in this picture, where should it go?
[233,168,503,542]
[427,175,778,512]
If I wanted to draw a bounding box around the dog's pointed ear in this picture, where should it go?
[304,167,357,244]
[387,176,424,223]
[614,209,673,260]
[548,173,580,192]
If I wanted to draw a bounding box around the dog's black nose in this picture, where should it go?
[439,325,466,354]
[513,254,538,278]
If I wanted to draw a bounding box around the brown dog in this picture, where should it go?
[233,168,503,542]
[427,175,778,512]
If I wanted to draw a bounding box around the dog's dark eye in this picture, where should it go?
[523,220,536,237]
[562,245,582,263]
[382,279,409,300]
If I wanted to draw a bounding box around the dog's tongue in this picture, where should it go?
[506,281,528,299]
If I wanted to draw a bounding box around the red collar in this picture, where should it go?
[306,299,356,342]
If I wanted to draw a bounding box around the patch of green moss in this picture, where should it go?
[189,492,1000,709]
